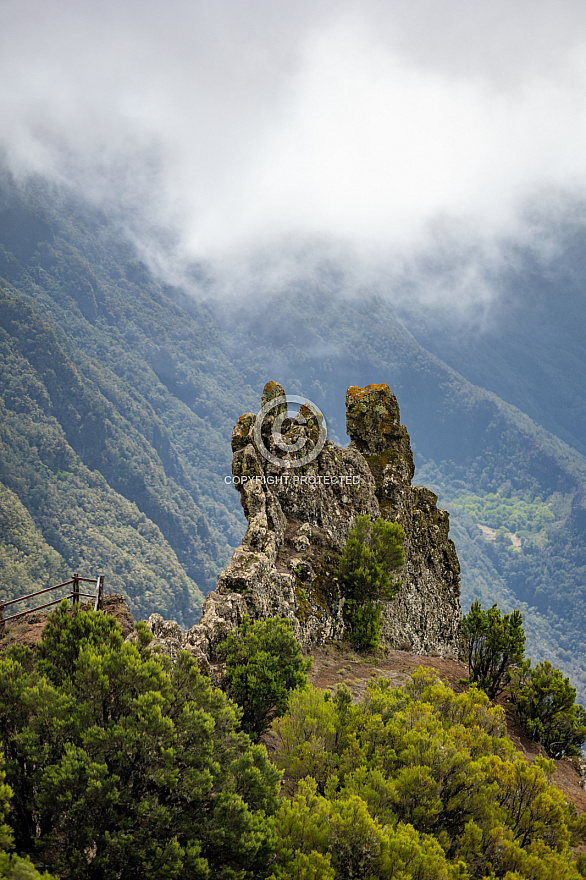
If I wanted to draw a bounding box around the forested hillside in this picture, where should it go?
[1,167,586,699]
[0,172,248,624]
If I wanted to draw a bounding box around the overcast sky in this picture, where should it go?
[3,0,586,297]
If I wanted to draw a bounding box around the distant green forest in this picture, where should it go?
[417,461,586,702]
[1,167,586,701]
[447,490,556,541]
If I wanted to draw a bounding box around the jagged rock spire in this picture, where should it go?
[185,383,461,662]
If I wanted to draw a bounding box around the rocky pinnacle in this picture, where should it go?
[180,382,462,663]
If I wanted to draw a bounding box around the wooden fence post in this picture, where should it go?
[94,575,104,612]
[0,605,4,638]
[72,573,79,606]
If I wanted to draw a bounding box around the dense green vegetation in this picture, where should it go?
[1,605,584,879]
[272,672,586,879]
[0,759,55,879]
[219,617,312,740]
[0,604,280,879]
[337,516,405,651]
[447,491,556,543]
[461,601,526,700]
[510,660,586,758]
[461,602,585,757]
[0,309,205,624]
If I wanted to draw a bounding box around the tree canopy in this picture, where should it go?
[272,669,586,880]
[510,660,586,758]
[0,756,55,880]
[461,600,526,700]
[0,600,585,880]
[0,603,280,879]
[336,515,404,650]
[219,616,311,740]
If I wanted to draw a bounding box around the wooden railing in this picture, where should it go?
[0,573,104,635]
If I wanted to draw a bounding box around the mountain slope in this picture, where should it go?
[215,285,586,696]
[1,168,585,699]
[0,287,210,623]
[396,234,586,458]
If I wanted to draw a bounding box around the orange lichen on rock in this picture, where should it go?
[262,380,286,402]
[347,383,391,398]
[231,413,256,453]
[346,384,402,453]
[261,380,287,419]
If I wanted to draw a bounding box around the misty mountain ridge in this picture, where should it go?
[0,167,586,700]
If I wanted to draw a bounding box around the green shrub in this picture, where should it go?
[0,604,280,879]
[272,669,586,879]
[461,600,525,700]
[219,616,311,740]
[336,515,404,651]
[509,660,586,757]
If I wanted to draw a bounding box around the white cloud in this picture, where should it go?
[3,0,586,298]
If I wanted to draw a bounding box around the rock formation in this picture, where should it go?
[185,382,462,661]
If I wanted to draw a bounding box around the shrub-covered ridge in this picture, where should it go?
[272,670,586,879]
